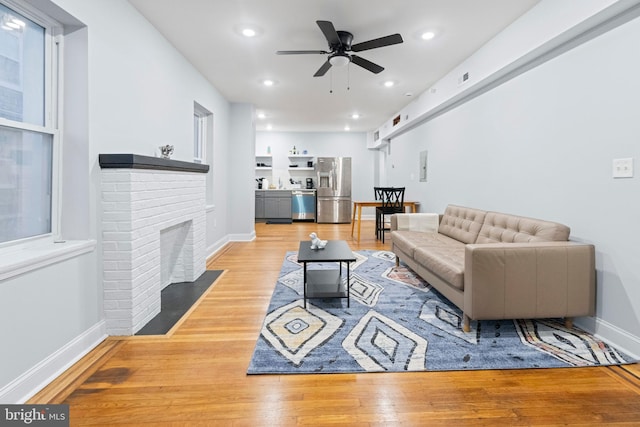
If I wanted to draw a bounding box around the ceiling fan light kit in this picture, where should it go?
[329,54,350,67]
[277,20,403,77]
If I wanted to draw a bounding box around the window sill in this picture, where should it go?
[0,240,97,282]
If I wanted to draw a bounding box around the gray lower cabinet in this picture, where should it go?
[256,190,291,219]
[255,191,265,218]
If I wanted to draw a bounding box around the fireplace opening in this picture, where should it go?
[160,221,193,290]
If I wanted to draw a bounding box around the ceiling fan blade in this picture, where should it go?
[351,55,384,74]
[316,20,342,49]
[276,50,328,55]
[313,60,332,77]
[351,33,403,52]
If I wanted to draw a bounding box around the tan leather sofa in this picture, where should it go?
[390,205,596,332]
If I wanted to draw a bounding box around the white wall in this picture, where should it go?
[386,11,640,356]
[228,103,256,239]
[0,0,233,402]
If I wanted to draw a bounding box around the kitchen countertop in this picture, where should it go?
[256,188,316,191]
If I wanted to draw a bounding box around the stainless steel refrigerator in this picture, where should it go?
[316,157,352,223]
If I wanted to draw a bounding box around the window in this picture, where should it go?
[193,102,211,164]
[0,1,59,245]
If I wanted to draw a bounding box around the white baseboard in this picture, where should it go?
[206,233,256,262]
[228,232,256,242]
[206,236,230,260]
[0,321,107,404]
[575,316,640,360]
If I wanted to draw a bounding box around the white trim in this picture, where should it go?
[193,102,210,163]
[206,236,231,261]
[0,118,55,135]
[1,0,62,30]
[0,240,96,282]
[0,320,107,403]
[205,232,258,263]
[575,317,640,361]
[228,232,256,242]
[0,0,64,247]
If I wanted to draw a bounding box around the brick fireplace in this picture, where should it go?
[99,154,209,335]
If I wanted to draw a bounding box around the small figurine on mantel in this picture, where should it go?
[309,232,327,250]
[159,144,174,159]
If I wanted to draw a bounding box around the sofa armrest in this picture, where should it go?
[391,213,439,232]
[463,242,595,321]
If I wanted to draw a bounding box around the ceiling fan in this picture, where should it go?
[277,20,403,77]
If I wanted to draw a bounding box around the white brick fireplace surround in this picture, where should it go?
[99,154,209,335]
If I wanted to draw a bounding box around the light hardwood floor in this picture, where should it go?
[30,221,640,426]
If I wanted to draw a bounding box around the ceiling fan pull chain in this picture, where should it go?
[347,63,351,91]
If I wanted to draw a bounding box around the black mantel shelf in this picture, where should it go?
[99,154,209,173]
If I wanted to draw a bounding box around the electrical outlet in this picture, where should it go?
[612,158,633,178]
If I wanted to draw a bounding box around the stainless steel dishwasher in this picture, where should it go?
[291,189,316,221]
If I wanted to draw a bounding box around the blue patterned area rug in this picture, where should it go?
[247,250,635,374]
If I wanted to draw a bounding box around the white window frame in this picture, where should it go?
[193,101,212,164]
[0,0,62,250]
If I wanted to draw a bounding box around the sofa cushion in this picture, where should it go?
[414,246,465,290]
[438,205,487,244]
[476,212,570,243]
[391,230,462,258]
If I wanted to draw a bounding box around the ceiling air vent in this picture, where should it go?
[393,114,401,126]
[458,71,470,86]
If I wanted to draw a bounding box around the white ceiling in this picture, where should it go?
[128,0,540,133]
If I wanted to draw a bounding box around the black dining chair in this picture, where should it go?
[374,187,385,236]
[376,187,405,243]
[374,187,385,201]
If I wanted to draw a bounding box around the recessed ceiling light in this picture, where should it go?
[383,80,395,88]
[262,79,275,87]
[266,124,273,130]
[235,24,262,38]
[257,112,266,119]
[242,28,257,37]
[351,113,360,120]
[344,125,351,131]
[421,31,435,40]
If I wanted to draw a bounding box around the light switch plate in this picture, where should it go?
[612,158,633,178]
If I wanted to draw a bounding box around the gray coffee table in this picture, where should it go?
[297,240,357,308]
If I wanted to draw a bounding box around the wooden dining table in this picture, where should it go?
[350,200,419,242]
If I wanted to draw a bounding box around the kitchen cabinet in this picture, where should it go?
[255,191,265,218]
[256,190,291,220]
[265,190,292,219]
